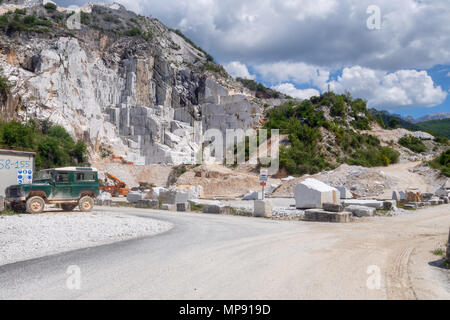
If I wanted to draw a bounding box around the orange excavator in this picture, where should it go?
[99,173,130,197]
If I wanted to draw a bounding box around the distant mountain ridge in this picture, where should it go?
[409,112,450,124]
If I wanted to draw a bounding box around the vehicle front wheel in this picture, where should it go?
[79,196,94,212]
[26,196,45,214]
[61,203,77,212]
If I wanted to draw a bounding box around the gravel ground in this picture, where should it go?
[0,212,173,266]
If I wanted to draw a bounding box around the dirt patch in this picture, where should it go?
[176,163,270,198]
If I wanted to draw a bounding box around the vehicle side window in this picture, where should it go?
[75,172,95,181]
[56,172,69,183]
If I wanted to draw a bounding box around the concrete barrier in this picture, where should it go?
[254,200,272,217]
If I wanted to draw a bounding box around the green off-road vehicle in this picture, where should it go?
[5,167,99,214]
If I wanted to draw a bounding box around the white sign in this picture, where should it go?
[260,169,268,182]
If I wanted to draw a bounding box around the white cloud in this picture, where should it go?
[327,66,447,109]
[224,61,255,79]
[254,62,329,88]
[272,83,320,100]
[114,0,450,71]
[447,72,450,77]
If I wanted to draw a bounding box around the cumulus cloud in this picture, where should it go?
[327,66,447,109]
[254,62,329,88]
[224,61,255,79]
[111,0,450,71]
[272,83,320,100]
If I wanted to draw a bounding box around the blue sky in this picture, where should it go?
[54,0,450,119]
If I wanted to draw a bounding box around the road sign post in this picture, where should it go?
[259,169,268,200]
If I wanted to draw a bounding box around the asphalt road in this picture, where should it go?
[1,206,449,300]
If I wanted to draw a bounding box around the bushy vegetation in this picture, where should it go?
[204,63,229,78]
[0,120,88,170]
[263,93,399,175]
[0,13,53,34]
[44,2,57,12]
[236,78,285,99]
[428,149,450,177]
[398,135,427,153]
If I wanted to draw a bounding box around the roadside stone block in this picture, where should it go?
[0,196,4,211]
[176,202,190,212]
[220,206,234,215]
[429,199,439,205]
[345,205,375,217]
[161,204,176,211]
[159,190,190,205]
[323,203,344,212]
[383,200,397,210]
[392,191,406,202]
[254,200,272,218]
[404,203,417,210]
[335,186,353,199]
[422,193,434,201]
[294,178,339,209]
[203,204,221,214]
[136,199,159,209]
[304,209,352,223]
[441,196,449,204]
[342,200,384,209]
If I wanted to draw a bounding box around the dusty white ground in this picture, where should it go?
[0,211,173,266]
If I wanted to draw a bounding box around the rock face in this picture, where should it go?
[294,178,339,209]
[0,2,262,165]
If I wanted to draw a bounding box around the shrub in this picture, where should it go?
[428,149,450,177]
[44,2,57,12]
[125,27,141,36]
[330,95,346,117]
[398,135,427,153]
[80,11,90,25]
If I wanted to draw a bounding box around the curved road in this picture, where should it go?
[1,205,449,299]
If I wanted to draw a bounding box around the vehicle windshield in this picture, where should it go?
[34,170,53,181]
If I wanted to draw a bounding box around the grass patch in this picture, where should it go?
[432,248,445,257]
[0,208,17,216]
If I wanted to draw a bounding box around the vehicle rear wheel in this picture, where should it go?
[26,196,45,214]
[61,203,77,212]
[79,196,94,212]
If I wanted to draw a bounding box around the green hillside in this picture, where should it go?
[416,118,450,138]
[264,93,400,175]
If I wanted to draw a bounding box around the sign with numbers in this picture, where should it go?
[0,149,36,196]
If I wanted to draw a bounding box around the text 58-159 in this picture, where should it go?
[0,160,31,170]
